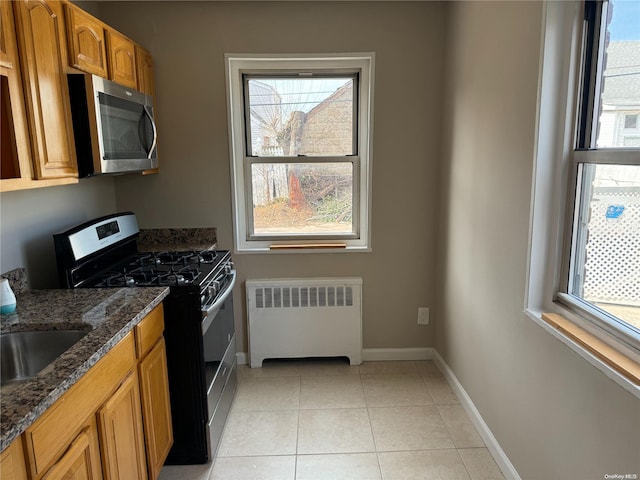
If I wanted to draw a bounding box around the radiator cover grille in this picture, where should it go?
[246,278,362,368]
[253,285,354,309]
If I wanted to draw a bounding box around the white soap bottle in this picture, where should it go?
[0,278,17,314]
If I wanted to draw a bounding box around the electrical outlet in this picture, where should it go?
[418,307,429,325]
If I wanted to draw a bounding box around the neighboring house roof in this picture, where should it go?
[305,83,352,121]
[601,40,640,106]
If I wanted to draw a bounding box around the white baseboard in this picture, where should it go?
[236,351,248,365]
[431,350,521,480]
[362,347,434,361]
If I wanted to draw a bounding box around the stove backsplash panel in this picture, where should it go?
[0,268,29,295]
[137,228,217,253]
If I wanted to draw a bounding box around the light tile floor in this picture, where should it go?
[158,359,506,480]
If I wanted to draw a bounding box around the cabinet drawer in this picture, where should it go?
[135,303,164,359]
[24,332,136,478]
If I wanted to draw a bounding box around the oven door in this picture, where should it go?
[201,270,237,422]
[201,270,236,367]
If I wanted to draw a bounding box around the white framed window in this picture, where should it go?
[559,0,640,350]
[225,54,374,252]
[527,0,640,395]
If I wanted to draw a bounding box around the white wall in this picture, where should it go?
[438,2,640,477]
[97,1,446,354]
[0,177,117,287]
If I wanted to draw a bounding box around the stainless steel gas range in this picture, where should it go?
[53,212,237,464]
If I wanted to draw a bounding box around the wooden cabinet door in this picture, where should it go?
[13,0,78,179]
[64,4,107,77]
[0,439,29,480]
[0,0,33,186]
[135,45,154,96]
[106,30,136,88]
[138,338,173,480]
[97,373,147,480]
[41,423,102,480]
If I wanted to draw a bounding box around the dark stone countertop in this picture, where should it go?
[0,286,169,452]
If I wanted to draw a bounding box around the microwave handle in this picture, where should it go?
[143,105,157,159]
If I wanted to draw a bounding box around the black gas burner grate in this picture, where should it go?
[155,267,201,286]
[92,264,203,287]
[146,250,218,266]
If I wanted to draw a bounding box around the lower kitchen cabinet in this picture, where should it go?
[23,333,136,480]
[138,338,173,480]
[2,304,174,480]
[0,438,28,480]
[97,373,147,480]
[40,419,102,480]
[135,304,173,480]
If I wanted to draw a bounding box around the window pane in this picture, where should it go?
[624,113,638,129]
[250,162,354,235]
[246,77,354,156]
[595,0,640,148]
[571,164,640,331]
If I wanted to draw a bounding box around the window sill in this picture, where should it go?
[525,308,640,399]
[542,312,640,383]
[233,242,372,255]
[234,244,372,254]
[269,243,348,251]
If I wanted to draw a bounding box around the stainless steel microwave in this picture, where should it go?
[68,74,158,177]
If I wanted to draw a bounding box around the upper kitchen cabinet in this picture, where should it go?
[1,0,158,192]
[11,0,79,181]
[135,45,154,96]
[64,4,155,95]
[0,0,34,190]
[64,2,107,77]
[106,29,137,89]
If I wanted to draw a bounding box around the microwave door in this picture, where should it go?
[98,93,148,160]
[96,92,156,173]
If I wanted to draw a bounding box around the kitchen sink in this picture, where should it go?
[0,330,90,387]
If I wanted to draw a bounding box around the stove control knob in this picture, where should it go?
[208,284,218,298]
[225,261,234,274]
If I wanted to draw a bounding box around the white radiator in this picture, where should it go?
[246,277,363,368]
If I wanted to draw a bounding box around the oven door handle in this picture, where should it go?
[201,270,236,334]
